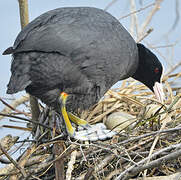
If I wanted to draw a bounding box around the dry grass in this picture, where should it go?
[0,73,181,180]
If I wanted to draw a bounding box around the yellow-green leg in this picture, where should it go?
[60,92,117,141]
[67,112,89,127]
[60,92,75,136]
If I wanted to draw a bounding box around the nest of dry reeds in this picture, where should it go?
[0,73,181,180]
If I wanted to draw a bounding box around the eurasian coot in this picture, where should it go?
[3,7,164,140]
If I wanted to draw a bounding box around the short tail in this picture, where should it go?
[7,53,32,94]
[7,75,31,94]
[3,47,14,55]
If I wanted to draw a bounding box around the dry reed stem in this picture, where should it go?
[0,135,19,157]
[139,0,164,37]
[0,143,27,179]
[104,0,118,11]
[119,3,155,20]
[0,95,29,120]
[66,150,77,180]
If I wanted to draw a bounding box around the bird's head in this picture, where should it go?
[132,43,164,103]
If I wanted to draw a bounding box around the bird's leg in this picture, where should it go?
[60,92,116,141]
[67,112,91,129]
[60,92,75,137]
[60,92,90,131]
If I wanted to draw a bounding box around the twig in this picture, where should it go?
[117,126,181,146]
[18,0,40,128]
[124,148,181,180]
[18,0,29,29]
[164,0,180,37]
[119,2,155,20]
[0,113,52,130]
[143,115,167,177]
[104,0,119,11]
[66,150,77,180]
[165,60,181,75]
[151,44,177,49]
[2,125,32,131]
[0,135,19,156]
[78,153,116,179]
[0,97,30,117]
[137,28,153,42]
[138,0,163,37]
[53,142,65,180]
[0,143,27,178]
[30,96,40,131]
[0,95,29,120]
[115,143,181,180]
[89,101,121,123]
[84,168,94,180]
[129,0,139,37]
[143,101,175,177]
[17,145,36,179]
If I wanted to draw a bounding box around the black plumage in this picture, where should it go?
[4,7,163,113]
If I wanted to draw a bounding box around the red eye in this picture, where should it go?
[154,67,159,73]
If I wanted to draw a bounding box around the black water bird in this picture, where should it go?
[3,7,164,140]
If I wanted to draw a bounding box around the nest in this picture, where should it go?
[0,73,181,180]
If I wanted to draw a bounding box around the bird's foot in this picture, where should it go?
[68,112,116,141]
[74,123,117,141]
[60,92,116,141]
